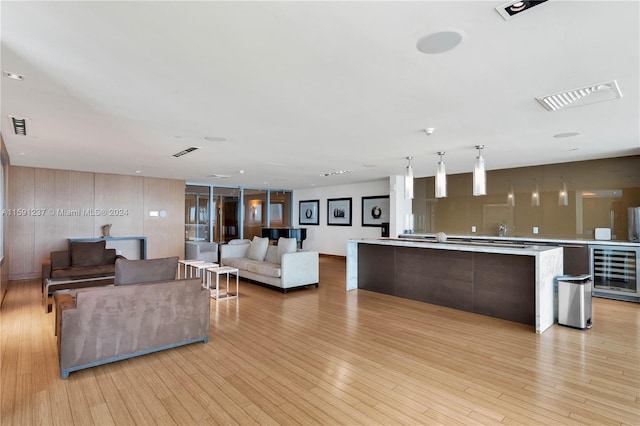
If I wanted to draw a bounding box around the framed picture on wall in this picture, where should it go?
[327,197,352,226]
[299,199,319,225]
[362,195,389,227]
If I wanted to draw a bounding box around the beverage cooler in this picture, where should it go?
[590,245,640,302]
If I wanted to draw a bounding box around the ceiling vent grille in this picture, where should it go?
[172,147,199,157]
[535,81,622,112]
[10,116,27,135]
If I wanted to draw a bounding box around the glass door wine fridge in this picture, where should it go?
[590,245,640,302]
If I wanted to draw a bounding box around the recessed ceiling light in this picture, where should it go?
[238,170,245,174]
[204,136,226,142]
[207,174,231,179]
[135,170,142,174]
[3,71,24,81]
[554,132,580,138]
[496,0,549,20]
[416,30,464,54]
[510,2,526,12]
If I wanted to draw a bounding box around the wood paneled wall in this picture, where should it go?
[7,166,185,280]
[143,177,185,259]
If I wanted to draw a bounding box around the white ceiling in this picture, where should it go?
[1,1,639,190]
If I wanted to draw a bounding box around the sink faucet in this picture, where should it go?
[498,224,507,237]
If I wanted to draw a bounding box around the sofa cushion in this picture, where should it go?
[265,246,279,264]
[228,239,251,245]
[50,251,71,269]
[104,249,117,265]
[223,257,253,271]
[277,237,297,263]
[51,264,115,280]
[246,261,281,278]
[115,256,179,285]
[70,241,107,267]
[247,237,269,261]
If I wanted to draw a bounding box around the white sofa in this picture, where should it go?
[220,237,319,292]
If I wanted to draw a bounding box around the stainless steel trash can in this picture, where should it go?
[557,274,592,329]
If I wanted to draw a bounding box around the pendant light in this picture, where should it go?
[531,180,540,207]
[404,156,414,199]
[473,145,486,196]
[559,177,568,206]
[435,152,447,198]
[507,180,515,207]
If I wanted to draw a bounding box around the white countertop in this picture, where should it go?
[352,237,561,256]
[398,233,640,247]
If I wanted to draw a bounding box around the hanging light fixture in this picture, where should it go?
[473,145,486,196]
[404,156,414,199]
[435,152,447,198]
[559,177,568,206]
[507,180,515,207]
[531,179,540,207]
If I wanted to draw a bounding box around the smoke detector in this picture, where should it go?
[536,81,622,112]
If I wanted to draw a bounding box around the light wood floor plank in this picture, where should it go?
[1,256,639,425]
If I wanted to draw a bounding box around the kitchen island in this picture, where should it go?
[346,238,563,333]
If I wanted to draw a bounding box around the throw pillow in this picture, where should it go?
[114,256,179,285]
[246,236,269,261]
[265,246,279,264]
[277,237,297,263]
[70,241,107,267]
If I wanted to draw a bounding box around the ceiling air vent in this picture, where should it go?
[10,116,27,135]
[536,81,622,112]
[172,147,199,157]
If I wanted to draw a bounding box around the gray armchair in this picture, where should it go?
[185,241,218,263]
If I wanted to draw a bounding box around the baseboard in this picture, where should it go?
[9,273,40,281]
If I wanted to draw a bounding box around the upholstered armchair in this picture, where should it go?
[185,241,218,263]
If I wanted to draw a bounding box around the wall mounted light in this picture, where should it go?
[435,152,447,198]
[559,177,568,206]
[531,180,540,207]
[507,180,515,207]
[405,156,414,199]
[473,145,486,196]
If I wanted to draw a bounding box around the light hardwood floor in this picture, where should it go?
[1,256,639,425]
